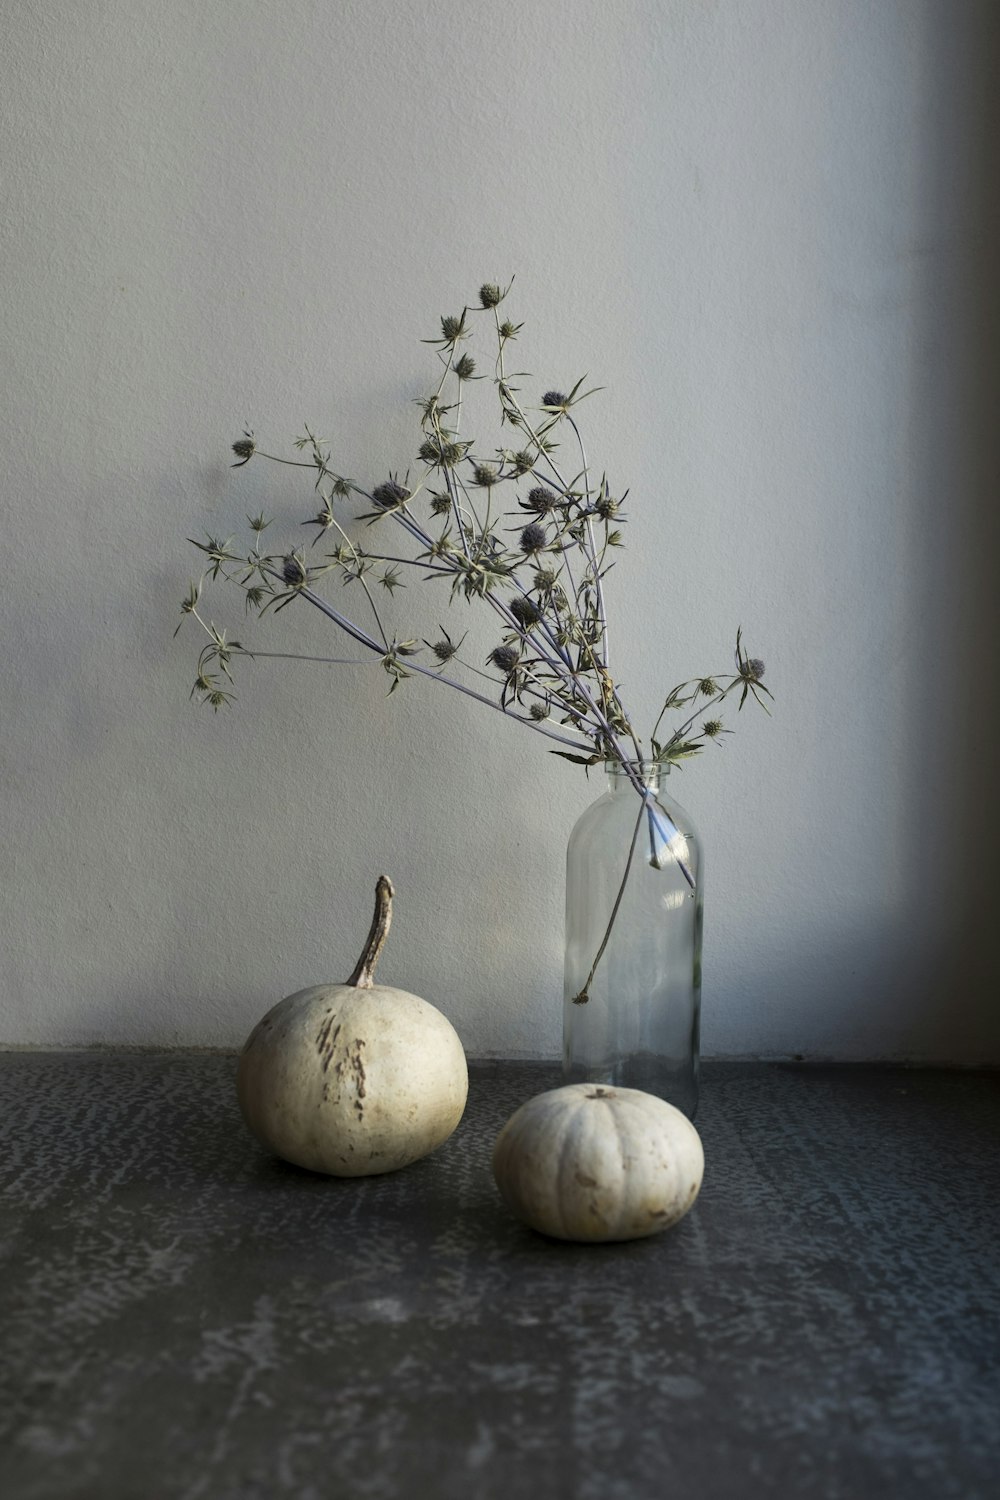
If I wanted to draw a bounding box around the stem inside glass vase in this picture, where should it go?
[569,760,695,1006]
[570,793,646,1006]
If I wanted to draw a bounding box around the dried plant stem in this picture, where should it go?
[276,573,601,753]
[571,793,648,1006]
[567,413,609,670]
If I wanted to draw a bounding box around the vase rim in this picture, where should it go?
[604,757,665,782]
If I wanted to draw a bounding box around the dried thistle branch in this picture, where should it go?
[180,281,770,797]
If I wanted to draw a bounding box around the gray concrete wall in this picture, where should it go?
[2,0,998,1059]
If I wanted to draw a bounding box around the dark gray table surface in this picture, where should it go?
[1,1054,998,1500]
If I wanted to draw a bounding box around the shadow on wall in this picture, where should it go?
[709,904,998,1065]
[905,4,1000,1064]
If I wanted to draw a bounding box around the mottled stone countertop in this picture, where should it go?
[1,1055,998,1500]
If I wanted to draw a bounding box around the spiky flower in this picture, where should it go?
[371,480,410,510]
[429,492,452,516]
[416,393,444,422]
[509,595,540,628]
[525,486,557,515]
[473,463,498,487]
[746,658,765,682]
[427,627,465,665]
[529,703,548,721]
[541,391,567,409]
[510,449,535,475]
[698,678,719,697]
[440,315,464,343]
[520,522,548,554]
[595,494,619,521]
[533,566,558,593]
[231,435,256,466]
[479,283,502,308]
[282,554,307,586]
[490,644,520,674]
[454,353,476,381]
[703,719,724,738]
[419,436,466,469]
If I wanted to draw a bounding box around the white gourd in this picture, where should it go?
[492,1083,704,1242]
[237,877,468,1176]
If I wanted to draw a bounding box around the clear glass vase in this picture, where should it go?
[562,760,703,1119]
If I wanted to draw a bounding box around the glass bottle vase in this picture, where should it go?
[563,760,703,1119]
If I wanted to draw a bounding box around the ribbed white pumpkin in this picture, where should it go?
[492,1083,704,1242]
[237,878,467,1176]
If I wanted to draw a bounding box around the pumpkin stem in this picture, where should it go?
[346,876,394,988]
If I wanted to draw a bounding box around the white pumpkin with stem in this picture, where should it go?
[492,1083,704,1242]
[237,877,468,1176]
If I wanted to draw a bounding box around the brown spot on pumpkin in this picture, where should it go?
[352,1040,367,1098]
[586,1087,615,1100]
[345,1039,366,1117]
[317,1020,342,1073]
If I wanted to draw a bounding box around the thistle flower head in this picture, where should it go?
[595,494,619,521]
[703,719,724,738]
[533,566,558,593]
[525,486,557,515]
[541,391,567,409]
[473,463,498,487]
[698,678,719,697]
[429,491,452,516]
[419,436,466,469]
[529,703,548,721]
[428,629,464,664]
[440,314,464,343]
[520,522,548,554]
[416,393,442,422]
[231,435,256,466]
[282,554,307,586]
[490,644,520,674]
[479,283,502,308]
[454,353,476,381]
[746,658,765,682]
[509,595,540,627]
[511,449,535,475]
[371,479,410,510]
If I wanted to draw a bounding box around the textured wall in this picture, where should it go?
[2,0,998,1059]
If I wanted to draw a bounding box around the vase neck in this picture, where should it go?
[605,759,664,793]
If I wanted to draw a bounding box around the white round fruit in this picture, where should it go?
[492,1083,704,1242]
[237,878,468,1176]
